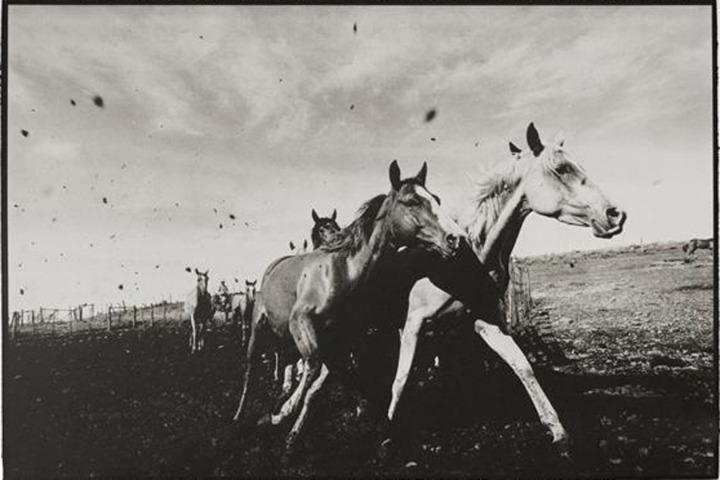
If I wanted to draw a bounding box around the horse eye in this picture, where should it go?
[580,177,587,186]
[556,164,573,176]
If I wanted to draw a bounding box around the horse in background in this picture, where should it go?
[185,268,214,353]
[289,240,309,255]
[683,238,713,258]
[234,280,257,347]
[233,161,462,457]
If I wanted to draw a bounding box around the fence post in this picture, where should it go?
[150,304,154,326]
[132,306,137,328]
[107,307,112,332]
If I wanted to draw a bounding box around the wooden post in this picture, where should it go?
[150,303,154,326]
[107,307,112,332]
[163,301,167,321]
[132,306,137,328]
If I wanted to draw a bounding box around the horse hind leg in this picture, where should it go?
[285,362,329,454]
[233,314,262,421]
[271,310,320,429]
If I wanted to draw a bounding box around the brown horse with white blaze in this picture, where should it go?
[232,161,463,454]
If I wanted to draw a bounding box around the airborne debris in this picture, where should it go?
[102,197,108,204]
[425,109,436,122]
[219,223,223,229]
[430,137,436,142]
[353,22,357,34]
[229,214,236,220]
[20,288,25,295]
[70,99,76,106]
[350,104,355,110]
[118,284,124,290]
[93,95,104,108]
[21,129,29,137]
[185,267,192,273]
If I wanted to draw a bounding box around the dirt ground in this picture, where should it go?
[4,242,716,477]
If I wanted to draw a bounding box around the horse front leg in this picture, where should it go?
[190,315,197,353]
[473,320,569,446]
[387,310,425,421]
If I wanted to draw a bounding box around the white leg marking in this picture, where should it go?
[388,311,425,420]
[474,320,567,442]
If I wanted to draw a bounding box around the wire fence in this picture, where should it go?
[9,301,188,340]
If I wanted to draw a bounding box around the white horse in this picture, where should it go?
[386,123,626,450]
[185,268,214,353]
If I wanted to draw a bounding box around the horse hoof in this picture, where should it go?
[552,434,574,459]
[377,437,398,464]
[256,414,272,427]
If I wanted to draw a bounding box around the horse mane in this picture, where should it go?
[321,194,387,254]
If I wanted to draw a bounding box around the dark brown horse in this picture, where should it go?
[233,161,462,454]
[683,238,713,257]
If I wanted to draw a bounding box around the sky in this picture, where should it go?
[6,5,714,312]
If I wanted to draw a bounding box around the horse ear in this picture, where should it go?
[204,269,209,276]
[289,241,295,250]
[526,122,544,157]
[331,209,337,221]
[312,209,320,224]
[509,141,521,155]
[251,280,256,286]
[245,280,250,286]
[195,268,200,275]
[416,162,427,186]
[553,131,565,148]
[389,160,401,190]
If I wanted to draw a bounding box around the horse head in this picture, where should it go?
[194,268,209,292]
[311,209,341,249]
[245,280,257,301]
[383,160,463,259]
[518,123,626,238]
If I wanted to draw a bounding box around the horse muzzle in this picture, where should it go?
[591,207,627,238]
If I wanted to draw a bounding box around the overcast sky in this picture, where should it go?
[7,5,714,311]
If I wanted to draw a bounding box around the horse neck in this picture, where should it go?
[465,184,530,291]
[343,213,394,286]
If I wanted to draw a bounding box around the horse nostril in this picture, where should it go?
[446,234,458,248]
[607,207,620,220]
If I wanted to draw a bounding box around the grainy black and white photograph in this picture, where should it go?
[4,4,717,478]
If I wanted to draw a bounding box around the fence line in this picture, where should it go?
[9,299,185,340]
[506,258,533,331]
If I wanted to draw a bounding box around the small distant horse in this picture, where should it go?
[683,238,713,257]
[289,240,309,255]
[185,268,214,353]
[235,280,257,347]
[233,161,462,456]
